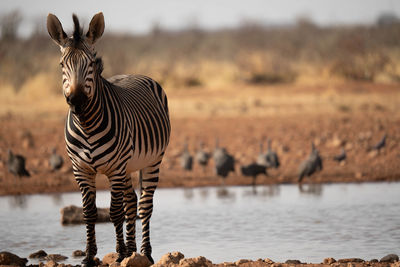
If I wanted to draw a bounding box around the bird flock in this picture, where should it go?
[6,147,64,178]
[179,133,388,187]
[6,133,387,187]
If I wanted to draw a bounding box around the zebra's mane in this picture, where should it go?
[95,57,104,74]
[72,14,83,47]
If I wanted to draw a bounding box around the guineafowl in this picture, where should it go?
[371,134,386,151]
[7,149,30,177]
[333,147,346,163]
[298,142,323,183]
[180,139,193,171]
[213,138,235,184]
[257,138,280,168]
[240,163,267,187]
[49,147,64,171]
[195,141,210,173]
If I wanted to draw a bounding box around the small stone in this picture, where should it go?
[235,259,251,265]
[72,250,85,257]
[271,263,282,267]
[368,150,378,158]
[120,253,151,267]
[39,262,45,267]
[285,259,301,264]
[45,260,58,267]
[264,258,275,264]
[155,251,185,265]
[45,254,68,262]
[179,256,213,267]
[323,258,336,264]
[370,259,379,263]
[29,250,48,259]
[102,252,119,265]
[355,172,364,179]
[338,258,364,263]
[110,262,120,267]
[380,254,399,263]
[0,251,28,267]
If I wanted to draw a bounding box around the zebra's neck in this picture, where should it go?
[70,76,110,133]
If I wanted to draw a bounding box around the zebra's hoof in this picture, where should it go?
[81,257,96,267]
[145,254,154,264]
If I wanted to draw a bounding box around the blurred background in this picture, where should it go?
[0,0,400,264]
[1,0,399,188]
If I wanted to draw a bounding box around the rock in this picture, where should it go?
[120,253,151,267]
[155,252,185,265]
[380,254,399,263]
[264,258,275,264]
[179,256,213,267]
[29,250,48,259]
[370,259,379,263]
[45,254,68,262]
[72,250,85,257]
[323,258,336,264]
[271,263,282,267]
[102,252,119,265]
[0,251,28,267]
[285,259,301,264]
[60,205,110,224]
[338,258,364,263]
[235,259,251,265]
[110,262,121,267]
[45,260,58,267]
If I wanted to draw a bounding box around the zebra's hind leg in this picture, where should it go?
[109,171,128,262]
[124,173,138,256]
[139,162,162,264]
[75,172,98,267]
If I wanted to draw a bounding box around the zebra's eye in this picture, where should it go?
[59,62,64,68]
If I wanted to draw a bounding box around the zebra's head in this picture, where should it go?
[47,13,104,115]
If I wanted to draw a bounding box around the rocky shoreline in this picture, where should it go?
[1,251,399,267]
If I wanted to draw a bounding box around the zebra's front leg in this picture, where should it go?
[109,171,128,262]
[76,172,98,267]
[124,174,138,256]
[139,165,160,264]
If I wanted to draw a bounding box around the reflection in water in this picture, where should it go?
[51,194,63,206]
[242,185,281,197]
[261,185,280,197]
[8,195,28,209]
[216,187,236,199]
[183,188,194,199]
[298,183,323,196]
[1,183,399,265]
[199,188,209,199]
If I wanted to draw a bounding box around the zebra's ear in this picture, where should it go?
[47,13,68,47]
[86,12,104,45]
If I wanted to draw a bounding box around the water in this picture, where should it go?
[0,183,399,265]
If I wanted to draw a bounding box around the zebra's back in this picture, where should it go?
[108,74,169,116]
[107,74,170,171]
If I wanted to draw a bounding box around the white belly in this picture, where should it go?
[126,150,161,173]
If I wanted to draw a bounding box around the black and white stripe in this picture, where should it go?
[47,13,170,266]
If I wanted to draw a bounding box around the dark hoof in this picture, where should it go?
[116,256,124,263]
[145,254,154,264]
[81,257,96,267]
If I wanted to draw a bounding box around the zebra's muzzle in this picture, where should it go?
[66,90,88,115]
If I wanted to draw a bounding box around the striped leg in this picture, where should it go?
[124,174,138,256]
[75,171,97,267]
[108,171,128,262]
[139,160,162,263]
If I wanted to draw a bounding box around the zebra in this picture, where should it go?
[47,13,170,266]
